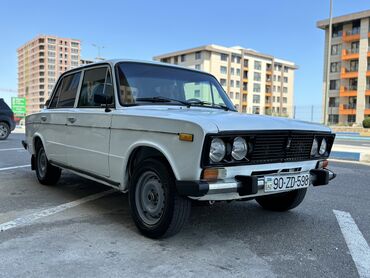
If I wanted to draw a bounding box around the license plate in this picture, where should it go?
[264,173,310,193]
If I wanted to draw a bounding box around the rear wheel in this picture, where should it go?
[0,122,10,140]
[35,142,61,185]
[255,188,307,212]
[129,158,191,238]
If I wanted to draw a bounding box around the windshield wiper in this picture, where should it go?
[187,100,231,111]
[135,96,190,107]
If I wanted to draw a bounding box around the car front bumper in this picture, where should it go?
[176,168,336,201]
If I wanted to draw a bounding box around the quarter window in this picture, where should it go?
[49,72,81,108]
[78,67,114,108]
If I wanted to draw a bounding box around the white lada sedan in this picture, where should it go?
[23,60,336,238]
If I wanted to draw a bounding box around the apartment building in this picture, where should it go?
[17,35,81,115]
[317,10,370,125]
[154,45,297,116]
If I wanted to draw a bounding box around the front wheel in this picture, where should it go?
[255,188,307,212]
[0,122,10,140]
[35,143,61,185]
[129,158,191,238]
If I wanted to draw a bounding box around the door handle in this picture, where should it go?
[67,117,76,124]
[41,116,47,122]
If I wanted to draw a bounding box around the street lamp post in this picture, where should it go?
[324,0,333,125]
[92,43,105,61]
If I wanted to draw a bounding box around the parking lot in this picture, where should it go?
[0,133,369,278]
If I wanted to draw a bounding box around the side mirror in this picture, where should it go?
[94,92,113,105]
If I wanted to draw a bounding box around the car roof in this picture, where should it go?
[62,59,212,76]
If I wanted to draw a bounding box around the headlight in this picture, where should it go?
[319,138,327,155]
[311,138,318,156]
[232,137,248,160]
[209,138,226,163]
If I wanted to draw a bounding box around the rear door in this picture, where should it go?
[65,66,114,177]
[42,71,81,164]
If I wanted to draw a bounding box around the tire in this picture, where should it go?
[129,158,191,238]
[255,188,307,212]
[35,142,61,185]
[0,122,10,140]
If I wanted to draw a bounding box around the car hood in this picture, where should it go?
[120,106,332,133]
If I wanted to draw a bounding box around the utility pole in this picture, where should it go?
[324,0,333,125]
[92,43,105,61]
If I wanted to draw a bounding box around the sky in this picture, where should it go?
[1,0,369,116]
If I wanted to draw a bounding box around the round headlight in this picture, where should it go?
[319,138,327,155]
[311,138,319,156]
[232,137,248,160]
[209,138,226,163]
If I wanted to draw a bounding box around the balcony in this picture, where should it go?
[339,104,356,115]
[342,30,360,42]
[340,86,357,97]
[342,49,359,60]
[340,67,358,79]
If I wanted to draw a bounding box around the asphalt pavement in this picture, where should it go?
[0,133,369,278]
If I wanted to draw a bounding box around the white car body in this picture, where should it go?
[24,60,335,202]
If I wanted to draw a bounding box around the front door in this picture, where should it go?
[65,66,114,177]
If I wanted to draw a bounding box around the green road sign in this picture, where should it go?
[11,97,26,117]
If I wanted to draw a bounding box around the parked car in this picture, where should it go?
[23,60,336,238]
[0,98,16,140]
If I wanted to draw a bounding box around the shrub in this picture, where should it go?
[363,117,370,128]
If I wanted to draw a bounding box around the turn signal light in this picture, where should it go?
[202,168,226,181]
[179,133,193,142]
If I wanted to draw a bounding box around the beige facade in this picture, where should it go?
[17,35,81,115]
[317,10,370,125]
[154,45,297,117]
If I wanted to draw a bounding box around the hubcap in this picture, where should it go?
[37,148,47,178]
[135,171,165,226]
[0,124,7,139]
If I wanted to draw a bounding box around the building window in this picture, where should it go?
[283,97,287,103]
[277,86,281,93]
[331,44,342,56]
[328,114,339,124]
[195,51,201,60]
[349,60,358,72]
[252,106,260,114]
[274,64,282,71]
[283,87,288,93]
[283,67,289,73]
[273,85,276,92]
[236,68,241,76]
[329,80,340,90]
[349,78,358,90]
[48,51,55,57]
[195,64,201,70]
[220,66,227,74]
[244,60,248,67]
[232,55,241,64]
[230,68,235,75]
[253,95,260,103]
[71,48,78,54]
[253,83,261,93]
[230,80,234,87]
[330,62,341,73]
[220,78,227,86]
[230,92,234,98]
[180,54,186,62]
[236,81,240,88]
[254,72,261,81]
[329,97,339,107]
[273,75,276,81]
[220,53,228,61]
[235,92,240,99]
[283,77,288,83]
[254,61,261,70]
[332,24,343,38]
[47,38,56,44]
[348,115,356,123]
[277,76,281,82]
[71,42,79,47]
[71,55,79,60]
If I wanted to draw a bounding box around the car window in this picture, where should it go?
[49,72,81,108]
[78,67,114,108]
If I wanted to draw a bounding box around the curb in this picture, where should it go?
[331,145,370,163]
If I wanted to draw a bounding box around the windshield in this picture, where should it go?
[116,62,236,111]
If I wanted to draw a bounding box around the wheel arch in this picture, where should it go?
[123,143,179,191]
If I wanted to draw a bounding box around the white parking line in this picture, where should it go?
[0,165,31,171]
[0,189,116,232]
[0,148,25,152]
[333,210,370,278]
